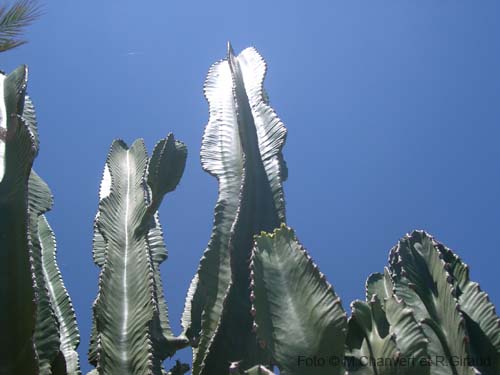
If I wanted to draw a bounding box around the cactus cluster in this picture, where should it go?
[1,46,499,375]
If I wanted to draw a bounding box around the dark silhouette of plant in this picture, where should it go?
[0,0,41,52]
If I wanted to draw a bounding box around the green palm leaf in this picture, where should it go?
[0,0,41,52]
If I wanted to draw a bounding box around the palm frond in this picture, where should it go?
[0,0,41,52]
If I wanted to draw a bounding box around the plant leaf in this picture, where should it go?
[146,133,187,218]
[251,225,347,375]
[29,170,61,375]
[0,0,41,52]
[348,268,429,375]
[0,65,38,374]
[437,242,500,374]
[389,231,475,375]
[39,215,81,374]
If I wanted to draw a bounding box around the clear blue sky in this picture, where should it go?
[3,1,500,373]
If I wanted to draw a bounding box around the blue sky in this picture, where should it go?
[3,1,500,373]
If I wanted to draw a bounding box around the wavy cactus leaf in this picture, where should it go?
[88,161,112,365]
[346,298,398,375]
[365,271,393,302]
[148,213,189,357]
[146,134,187,217]
[92,139,157,374]
[437,242,500,374]
[0,65,39,374]
[182,44,288,375]
[181,51,243,373]
[28,171,62,374]
[145,134,188,358]
[87,320,99,368]
[347,268,429,375]
[378,269,428,370]
[90,136,187,374]
[39,215,81,374]
[251,225,347,375]
[22,95,39,150]
[389,231,475,375]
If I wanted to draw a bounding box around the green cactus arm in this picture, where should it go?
[346,298,399,375]
[251,225,347,375]
[389,231,475,375]
[91,139,157,374]
[39,215,81,374]
[90,136,187,374]
[148,212,189,356]
[88,164,108,365]
[28,171,62,375]
[87,317,99,367]
[348,268,429,375]
[436,242,500,374]
[145,133,187,218]
[379,268,428,367]
[146,134,188,357]
[182,44,288,375]
[0,65,38,374]
[91,224,106,268]
[91,161,111,268]
[233,46,288,219]
[22,94,38,150]
[365,270,393,302]
[181,45,246,367]
[26,97,80,375]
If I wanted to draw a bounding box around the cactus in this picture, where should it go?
[389,231,479,375]
[438,244,500,373]
[29,171,81,375]
[346,230,500,375]
[0,66,80,374]
[251,225,347,375]
[89,134,188,374]
[346,268,429,375]
[181,44,287,375]
[3,45,500,375]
